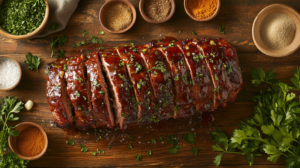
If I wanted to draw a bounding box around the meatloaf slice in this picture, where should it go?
[64,54,95,130]
[99,49,138,130]
[177,39,214,113]
[139,47,175,120]
[86,52,114,128]
[116,46,156,124]
[46,59,73,129]
[158,42,196,119]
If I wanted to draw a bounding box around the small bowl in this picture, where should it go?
[184,0,221,22]
[0,56,22,91]
[0,0,49,39]
[252,4,300,57]
[139,0,175,24]
[99,0,137,34]
[9,122,48,161]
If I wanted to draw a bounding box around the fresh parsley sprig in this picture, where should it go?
[0,97,28,167]
[50,36,68,58]
[24,52,41,72]
[211,67,300,167]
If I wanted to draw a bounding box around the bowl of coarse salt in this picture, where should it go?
[0,56,22,91]
[252,4,300,57]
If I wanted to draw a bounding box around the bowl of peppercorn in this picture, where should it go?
[139,0,176,24]
[0,0,49,39]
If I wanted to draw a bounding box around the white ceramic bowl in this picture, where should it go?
[0,56,22,91]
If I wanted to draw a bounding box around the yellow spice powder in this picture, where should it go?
[188,0,217,19]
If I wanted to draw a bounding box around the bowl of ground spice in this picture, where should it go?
[0,0,49,39]
[253,4,300,57]
[99,0,136,34]
[184,0,221,22]
[139,0,175,24]
[9,122,48,160]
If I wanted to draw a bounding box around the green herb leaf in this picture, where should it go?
[92,152,97,156]
[66,138,75,145]
[191,147,199,156]
[148,150,152,156]
[100,31,105,35]
[213,152,224,166]
[24,52,41,72]
[79,143,88,153]
[219,25,226,34]
[182,132,195,145]
[136,154,142,161]
[128,144,132,151]
[50,23,58,31]
[83,30,88,37]
[56,49,65,59]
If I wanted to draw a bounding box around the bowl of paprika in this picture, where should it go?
[184,0,221,22]
[8,122,48,161]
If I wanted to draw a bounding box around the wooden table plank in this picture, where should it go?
[0,0,299,167]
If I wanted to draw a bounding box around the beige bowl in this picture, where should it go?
[184,0,221,22]
[0,0,49,39]
[0,56,22,91]
[252,4,300,57]
[9,122,48,161]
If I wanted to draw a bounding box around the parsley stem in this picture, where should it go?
[287,149,297,157]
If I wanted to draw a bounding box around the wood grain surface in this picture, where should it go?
[1,0,300,167]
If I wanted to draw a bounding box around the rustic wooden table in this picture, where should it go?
[0,0,299,167]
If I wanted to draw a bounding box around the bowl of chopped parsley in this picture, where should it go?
[0,0,49,39]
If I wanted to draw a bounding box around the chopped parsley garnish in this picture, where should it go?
[118,74,124,79]
[182,132,195,145]
[50,23,57,31]
[130,43,134,46]
[72,44,76,48]
[75,91,80,97]
[179,30,182,33]
[136,154,142,161]
[79,143,88,153]
[219,25,226,34]
[192,31,197,35]
[151,139,156,144]
[191,147,199,156]
[159,136,163,142]
[119,60,124,66]
[66,138,75,145]
[196,72,203,79]
[155,51,159,55]
[182,73,188,83]
[193,55,200,63]
[92,152,97,156]
[148,150,152,156]
[42,120,47,126]
[82,30,88,37]
[175,105,179,112]
[226,65,232,75]
[213,86,220,92]
[83,96,87,100]
[99,31,105,35]
[215,74,219,81]
[93,79,101,88]
[135,62,142,73]
[121,113,126,118]
[128,144,132,151]
[137,83,141,90]
[152,61,167,74]
[100,90,105,95]
[174,74,180,81]
[166,135,182,155]
[99,46,105,50]
[77,76,83,83]
[109,146,112,150]
[50,35,68,58]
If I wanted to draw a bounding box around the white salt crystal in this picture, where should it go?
[0,60,20,86]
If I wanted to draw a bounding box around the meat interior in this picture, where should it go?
[46,37,243,130]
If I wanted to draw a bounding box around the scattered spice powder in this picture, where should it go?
[260,12,296,50]
[188,0,217,19]
[144,0,171,21]
[105,3,132,31]
[16,126,45,157]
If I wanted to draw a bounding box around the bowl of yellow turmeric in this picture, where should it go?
[184,0,221,22]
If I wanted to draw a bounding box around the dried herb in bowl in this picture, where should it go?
[0,0,46,35]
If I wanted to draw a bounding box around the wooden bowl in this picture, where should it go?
[139,0,175,24]
[8,122,48,161]
[99,0,137,34]
[252,4,300,57]
[0,0,49,40]
[0,55,22,91]
[184,0,221,22]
